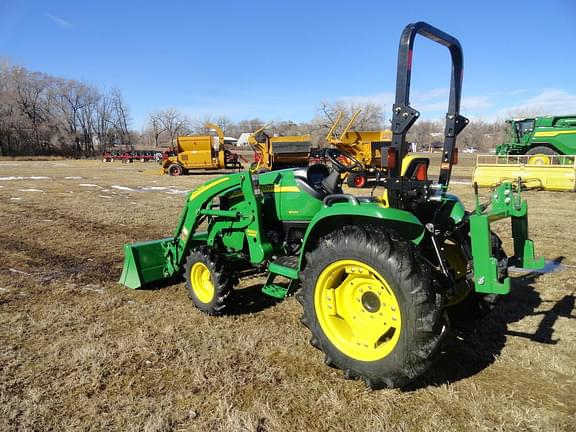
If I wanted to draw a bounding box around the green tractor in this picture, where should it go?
[120,22,544,388]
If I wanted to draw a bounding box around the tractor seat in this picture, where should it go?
[293,164,339,199]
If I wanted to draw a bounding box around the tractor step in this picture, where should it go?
[267,256,299,280]
[262,256,299,299]
[261,283,290,299]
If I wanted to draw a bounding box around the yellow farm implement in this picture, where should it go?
[326,110,392,187]
[473,155,576,191]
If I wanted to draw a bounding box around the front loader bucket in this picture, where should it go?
[119,238,173,289]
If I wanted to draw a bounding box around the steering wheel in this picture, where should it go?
[324,148,363,173]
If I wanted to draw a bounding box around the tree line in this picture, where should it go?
[0,61,131,157]
[1,62,507,157]
[143,101,506,152]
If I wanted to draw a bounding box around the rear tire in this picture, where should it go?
[184,246,232,315]
[298,225,446,389]
[168,163,183,176]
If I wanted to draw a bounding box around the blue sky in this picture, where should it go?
[1,0,575,129]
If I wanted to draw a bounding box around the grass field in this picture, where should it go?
[1,156,575,431]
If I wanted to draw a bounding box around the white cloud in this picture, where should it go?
[46,13,72,28]
[337,87,575,123]
[335,88,494,118]
[462,95,493,110]
[335,92,395,109]
[495,89,576,117]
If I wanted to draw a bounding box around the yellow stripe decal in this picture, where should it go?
[246,229,258,237]
[260,184,301,193]
[273,185,300,192]
[534,130,576,138]
[189,177,230,201]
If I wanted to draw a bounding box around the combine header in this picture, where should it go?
[120,22,544,389]
[473,155,576,191]
[477,115,576,192]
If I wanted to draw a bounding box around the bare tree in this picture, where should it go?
[110,88,131,147]
[156,108,189,145]
[215,115,233,134]
[146,113,166,148]
[93,94,113,152]
[0,63,133,157]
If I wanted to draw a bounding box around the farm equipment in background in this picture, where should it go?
[325,110,392,188]
[248,127,312,172]
[120,22,544,388]
[496,115,576,160]
[475,115,576,191]
[103,150,162,163]
[473,154,576,191]
[161,123,242,176]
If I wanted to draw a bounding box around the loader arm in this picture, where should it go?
[120,172,272,289]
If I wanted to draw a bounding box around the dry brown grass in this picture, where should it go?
[1,156,575,431]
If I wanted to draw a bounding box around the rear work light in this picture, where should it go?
[451,148,459,165]
[415,162,427,181]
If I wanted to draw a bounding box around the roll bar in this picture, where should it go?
[388,21,468,189]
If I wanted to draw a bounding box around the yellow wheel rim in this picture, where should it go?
[314,259,402,362]
[528,154,550,165]
[190,262,215,304]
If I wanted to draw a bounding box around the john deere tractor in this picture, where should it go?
[120,22,544,388]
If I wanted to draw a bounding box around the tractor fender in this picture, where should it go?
[297,202,425,270]
[445,193,466,224]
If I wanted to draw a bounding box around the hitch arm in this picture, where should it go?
[469,183,544,294]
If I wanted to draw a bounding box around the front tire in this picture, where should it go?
[298,226,445,389]
[526,146,558,165]
[184,246,232,315]
[168,163,183,176]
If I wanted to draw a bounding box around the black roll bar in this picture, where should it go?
[387,21,468,190]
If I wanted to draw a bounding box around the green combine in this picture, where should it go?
[120,22,544,389]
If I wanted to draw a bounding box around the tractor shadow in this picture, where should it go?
[409,256,574,390]
[228,284,285,315]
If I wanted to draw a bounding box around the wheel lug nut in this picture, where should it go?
[391,306,396,311]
